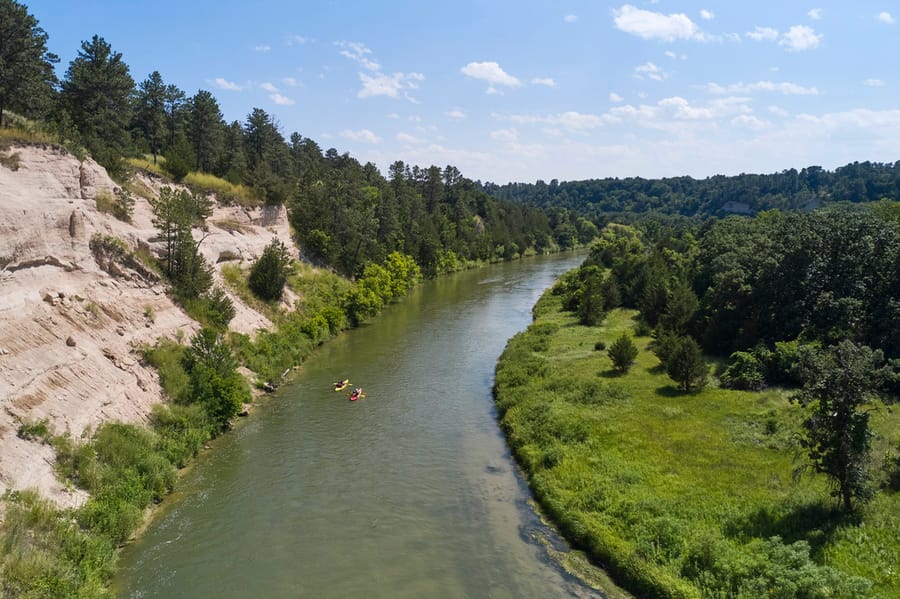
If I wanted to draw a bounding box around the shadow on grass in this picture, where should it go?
[723,501,857,559]
[647,364,666,375]
[654,385,685,397]
[598,368,625,378]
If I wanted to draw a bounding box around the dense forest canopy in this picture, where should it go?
[483,160,900,220]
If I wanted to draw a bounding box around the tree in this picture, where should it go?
[183,328,250,429]
[150,186,213,298]
[793,341,883,512]
[608,334,639,373]
[248,238,292,301]
[134,71,168,163]
[60,35,135,169]
[665,336,708,392]
[187,90,224,173]
[0,0,58,124]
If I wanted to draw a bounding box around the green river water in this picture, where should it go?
[114,252,611,598]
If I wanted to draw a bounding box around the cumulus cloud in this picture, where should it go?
[358,71,424,99]
[864,78,885,87]
[609,92,624,102]
[270,93,295,106]
[768,105,790,117]
[282,77,299,87]
[808,8,822,20]
[531,77,556,87]
[700,9,714,20]
[507,111,606,131]
[878,11,895,24]
[634,62,668,81]
[340,129,381,143]
[779,25,822,51]
[260,82,278,93]
[746,26,779,41]
[460,61,522,94]
[213,78,242,91]
[704,80,819,95]
[564,14,578,23]
[337,41,380,71]
[445,108,466,119]
[255,44,271,52]
[288,35,308,46]
[613,4,699,41]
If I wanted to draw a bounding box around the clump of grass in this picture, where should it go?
[126,155,167,177]
[183,171,261,207]
[93,188,134,221]
[0,151,21,171]
[17,418,52,443]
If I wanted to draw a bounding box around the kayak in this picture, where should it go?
[349,389,365,401]
[334,379,350,391]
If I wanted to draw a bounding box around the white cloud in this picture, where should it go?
[358,71,424,100]
[281,77,299,87]
[490,128,519,143]
[531,77,556,87]
[396,132,425,144]
[634,62,668,81]
[731,115,771,130]
[337,41,380,71]
[507,111,606,131]
[864,78,885,87]
[878,11,895,24]
[808,8,822,20]
[260,82,278,93]
[700,9,714,20]
[564,14,578,23]
[746,26,779,41]
[609,92,624,102]
[461,61,522,93]
[288,35,308,46]
[768,105,790,117]
[613,4,699,41]
[270,93,295,106]
[779,25,822,51]
[213,78,242,91]
[445,109,466,119]
[255,44,271,52]
[340,129,381,143]
[704,80,819,95]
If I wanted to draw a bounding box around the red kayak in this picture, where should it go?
[349,388,365,401]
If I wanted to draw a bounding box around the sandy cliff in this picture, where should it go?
[0,145,296,507]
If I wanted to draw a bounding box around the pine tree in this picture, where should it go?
[0,0,58,124]
[248,238,292,301]
[608,333,639,373]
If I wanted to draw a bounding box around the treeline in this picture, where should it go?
[1,0,595,280]
[483,161,900,220]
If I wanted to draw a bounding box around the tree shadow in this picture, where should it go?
[654,385,684,397]
[723,501,858,559]
[599,368,624,378]
[647,363,666,375]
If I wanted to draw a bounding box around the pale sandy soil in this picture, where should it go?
[0,145,298,508]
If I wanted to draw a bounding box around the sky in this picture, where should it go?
[23,0,900,184]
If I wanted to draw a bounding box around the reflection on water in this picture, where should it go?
[115,253,608,599]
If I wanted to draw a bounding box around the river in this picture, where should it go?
[114,252,609,598]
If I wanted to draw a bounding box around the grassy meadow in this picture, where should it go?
[494,293,900,598]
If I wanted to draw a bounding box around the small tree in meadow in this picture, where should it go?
[666,335,708,392]
[608,333,639,373]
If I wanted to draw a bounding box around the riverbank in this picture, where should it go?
[493,288,900,598]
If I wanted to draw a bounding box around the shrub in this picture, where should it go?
[248,238,292,301]
[608,333,639,373]
[17,418,52,442]
[720,351,767,390]
[665,335,708,392]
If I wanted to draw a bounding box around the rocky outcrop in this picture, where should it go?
[0,145,299,507]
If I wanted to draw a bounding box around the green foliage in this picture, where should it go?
[181,286,235,330]
[494,292,899,598]
[665,335,708,392]
[94,187,134,222]
[60,35,134,171]
[0,0,58,124]
[141,337,189,401]
[249,238,292,301]
[793,341,883,512]
[608,333,639,373]
[183,328,250,429]
[148,403,210,467]
[150,186,213,299]
[16,418,51,443]
[720,351,767,391]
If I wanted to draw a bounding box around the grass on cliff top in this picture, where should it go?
[126,156,262,207]
[495,294,900,599]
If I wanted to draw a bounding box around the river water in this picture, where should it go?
[115,252,608,598]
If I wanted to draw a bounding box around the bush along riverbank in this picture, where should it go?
[493,287,900,598]
[0,242,421,597]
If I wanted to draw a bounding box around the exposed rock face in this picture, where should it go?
[0,145,299,508]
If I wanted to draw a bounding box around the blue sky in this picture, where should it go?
[25,1,900,184]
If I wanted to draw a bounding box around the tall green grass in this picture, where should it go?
[495,294,900,598]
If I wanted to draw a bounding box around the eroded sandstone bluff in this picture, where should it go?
[0,145,298,507]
